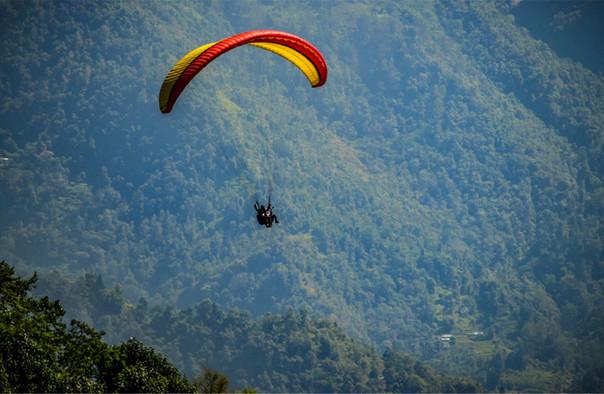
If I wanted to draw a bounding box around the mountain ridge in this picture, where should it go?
[1,1,603,391]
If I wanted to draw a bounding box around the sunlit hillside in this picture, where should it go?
[1,1,603,391]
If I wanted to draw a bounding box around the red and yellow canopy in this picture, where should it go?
[159,30,328,114]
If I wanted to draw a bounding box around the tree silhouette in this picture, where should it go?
[194,366,230,393]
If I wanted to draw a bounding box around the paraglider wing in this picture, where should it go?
[159,30,328,114]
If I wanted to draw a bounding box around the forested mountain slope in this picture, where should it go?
[2,261,481,393]
[0,262,196,393]
[1,1,603,391]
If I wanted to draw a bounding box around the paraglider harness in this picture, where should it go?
[254,195,279,228]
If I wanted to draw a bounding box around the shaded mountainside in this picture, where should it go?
[511,0,604,75]
[1,1,603,391]
[0,262,195,393]
[3,262,481,393]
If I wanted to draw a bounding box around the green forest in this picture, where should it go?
[1,261,480,392]
[1,0,603,392]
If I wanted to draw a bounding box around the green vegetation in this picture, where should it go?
[0,261,194,392]
[1,261,480,392]
[1,0,603,391]
[194,367,230,393]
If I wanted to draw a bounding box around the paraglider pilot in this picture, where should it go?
[254,200,279,228]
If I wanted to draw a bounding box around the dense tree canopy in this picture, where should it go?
[0,261,194,393]
[1,0,603,391]
[1,261,479,392]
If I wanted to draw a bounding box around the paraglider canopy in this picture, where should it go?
[159,30,328,114]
